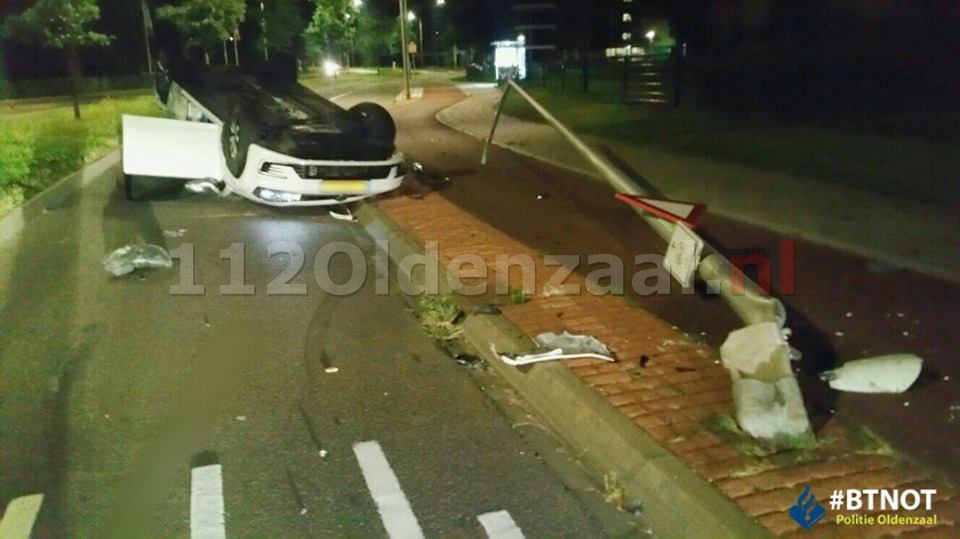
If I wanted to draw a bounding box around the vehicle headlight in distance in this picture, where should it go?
[256,188,303,203]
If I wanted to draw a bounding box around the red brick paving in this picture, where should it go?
[376,187,959,537]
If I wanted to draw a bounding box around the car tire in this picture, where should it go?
[222,104,255,179]
[348,102,396,143]
[124,174,145,201]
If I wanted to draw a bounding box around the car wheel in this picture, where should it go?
[348,102,396,143]
[222,106,254,178]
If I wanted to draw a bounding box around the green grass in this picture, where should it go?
[0,93,160,213]
[414,295,464,341]
[503,78,960,205]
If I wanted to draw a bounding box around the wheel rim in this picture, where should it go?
[227,122,240,160]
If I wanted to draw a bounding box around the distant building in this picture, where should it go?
[509,2,558,62]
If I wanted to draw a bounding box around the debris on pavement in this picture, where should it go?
[102,244,173,276]
[498,331,615,366]
[412,161,424,172]
[184,179,220,194]
[469,303,502,316]
[454,353,485,370]
[328,204,354,222]
[163,228,187,238]
[235,416,246,421]
[536,192,550,201]
[819,354,923,394]
[720,322,791,378]
[949,405,960,424]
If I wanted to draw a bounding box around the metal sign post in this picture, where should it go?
[398,0,412,99]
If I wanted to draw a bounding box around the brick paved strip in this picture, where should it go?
[373,189,959,536]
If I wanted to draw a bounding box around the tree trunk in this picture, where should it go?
[66,45,82,120]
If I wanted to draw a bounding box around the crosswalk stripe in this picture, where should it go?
[477,510,525,539]
[353,440,425,539]
[190,464,226,539]
[0,494,44,539]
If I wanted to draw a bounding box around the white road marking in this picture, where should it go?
[0,494,44,539]
[330,92,354,102]
[191,464,226,539]
[353,441,425,539]
[477,510,525,539]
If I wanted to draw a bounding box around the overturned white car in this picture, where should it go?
[122,22,404,206]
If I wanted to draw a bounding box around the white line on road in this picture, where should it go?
[353,440,425,539]
[0,494,44,539]
[477,510,525,539]
[191,464,226,539]
[329,92,354,102]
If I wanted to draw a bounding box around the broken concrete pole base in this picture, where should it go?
[732,375,812,442]
[721,322,812,442]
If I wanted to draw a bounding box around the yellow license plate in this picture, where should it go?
[321,180,367,194]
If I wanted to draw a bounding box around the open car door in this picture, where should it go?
[122,115,223,181]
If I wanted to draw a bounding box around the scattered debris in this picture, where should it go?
[542,285,569,298]
[949,405,960,424]
[412,161,424,172]
[902,331,911,337]
[819,354,923,394]
[319,348,339,374]
[235,416,247,422]
[903,401,910,407]
[732,377,811,442]
[102,244,173,276]
[498,331,615,366]
[203,313,212,328]
[720,322,791,378]
[297,403,326,457]
[469,304,502,316]
[845,312,853,318]
[835,331,844,337]
[184,179,220,194]
[536,192,550,201]
[163,228,187,238]
[602,472,626,509]
[328,204,354,222]
[454,353,485,370]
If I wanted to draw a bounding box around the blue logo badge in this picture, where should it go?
[789,484,826,530]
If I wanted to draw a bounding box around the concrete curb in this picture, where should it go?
[0,150,120,246]
[356,201,772,538]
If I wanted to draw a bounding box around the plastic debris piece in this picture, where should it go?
[163,228,187,238]
[319,449,329,458]
[719,322,791,378]
[543,285,571,297]
[499,331,615,366]
[454,354,485,370]
[470,304,502,316]
[328,204,354,222]
[102,244,173,276]
[184,179,220,194]
[236,416,246,421]
[412,162,424,172]
[819,354,923,394]
[845,312,853,318]
[949,405,960,423]
[536,192,550,201]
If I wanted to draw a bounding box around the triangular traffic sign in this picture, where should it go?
[615,193,706,227]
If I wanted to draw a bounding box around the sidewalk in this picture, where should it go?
[369,181,958,537]
[437,87,960,285]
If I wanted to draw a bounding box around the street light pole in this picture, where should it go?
[398,0,412,99]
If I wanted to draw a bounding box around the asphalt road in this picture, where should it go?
[374,83,960,486]
[0,81,642,537]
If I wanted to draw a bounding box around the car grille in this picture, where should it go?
[261,162,394,180]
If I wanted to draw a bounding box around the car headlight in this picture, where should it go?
[256,188,302,203]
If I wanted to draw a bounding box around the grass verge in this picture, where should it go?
[503,79,960,205]
[0,93,160,215]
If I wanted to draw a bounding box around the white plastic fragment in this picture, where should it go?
[102,244,173,276]
[819,354,923,394]
[732,376,811,441]
[719,322,790,378]
[498,331,615,366]
[163,228,187,238]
